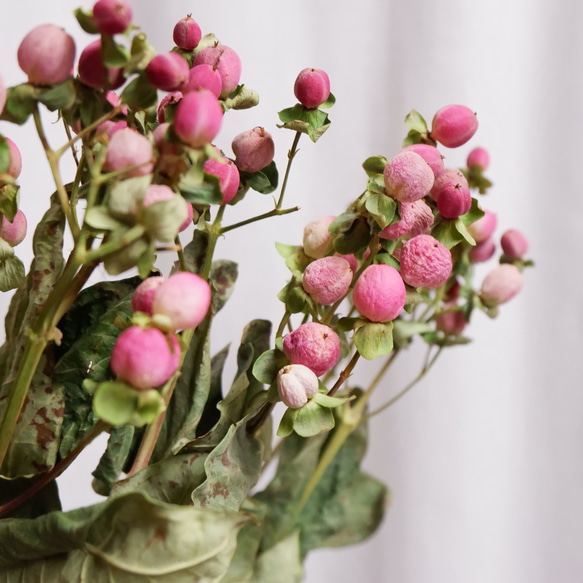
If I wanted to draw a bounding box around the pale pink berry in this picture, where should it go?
[203,155,240,204]
[431,168,471,218]
[336,253,358,272]
[302,256,352,305]
[146,53,190,92]
[103,128,154,177]
[501,229,529,259]
[400,234,452,288]
[131,276,166,315]
[402,143,444,178]
[157,92,183,123]
[480,263,524,306]
[467,146,489,170]
[0,210,27,247]
[18,24,76,86]
[431,105,478,148]
[282,322,341,377]
[380,199,434,240]
[352,264,406,323]
[93,0,133,35]
[436,302,467,335]
[173,15,202,50]
[467,209,497,243]
[152,271,211,331]
[277,364,319,409]
[173,90,223,149]
[78,39,125,90]
[383,151,434,203]
[469,237,496,263]
[180,204,194,232]
[294,68,331,109]
[0,74,6,115]
[232,127,275,173]
[142,184,176,207]
[193,45,242,98]
[303,215,336,259]
[183,64,222,98]
[4,137,22,179]
[111,326,181,389]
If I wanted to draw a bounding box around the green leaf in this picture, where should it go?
[362,155,387,176]
[312,392,351,409]
[252,349,288,385]
[107,174,151,217]
[239,161,279,195]
[364,192,396,230]
[180,170,224,205]
[101,34,131,68]
[0,135,10,175]
[430,218,465,249]
[253,531,305,583]
[354,321,394,360]
[0,183,19,221]
[179,229,209,275]
[210,260,238,313]
[275,243,310,276]
[404,109,429,134]
[392,319,434,349]
[141,195,189,242]
[38,79,77,111]
[276,408,296,438]
[222,84,260,111]
[102,231,152,276]
[91,425,135,496]
[121,73,158,110]
[454,217,476,246]
[459,197,485,228]
[73,7,98,33]
[293,400,335,437]
[124,33,156,75]
[0,254,25,293]
[464,164,493,194]
[277,104,331,142]
[84,206,125,232]
[329,211,371,255]
[402,129,423,147]
[0,84,38,125]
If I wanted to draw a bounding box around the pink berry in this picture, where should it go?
[431,168,471,218]
[103,128,154,178]
[501,229,529,259]
[157,92,183,124]
[173,15,202,50]
[352,264,406,322]
[152,271,211,331]
[294,68,331,109]
[302,256,352,305]
[110,326,181,389]
[146,53,190,92]
[183,64,222,98]
[431,105,478,148]
[0,74,6,115]
[203,155,240,204]
[93,0,132,35]
[383,151,434,203]
[78,39,125,90]
[142,184,176,207]
[469,237,496,263]
[131,276,166,315]
[153,123,186,178]
[467,146,489,170]
[402,143,444,178]
[4,137,22,179]
[277,364,319,409]
[380,199,434,240]
[436,302,467,335]
[193,45,242,98]
[0,210,27,247]
[18,24,76,86]
[480,264,524,306]
[336,253,358,272]
[282,322,341,377]
[179,204,194,232]
[173,90,223,149]
[467,209,497,243]
[231,127,275,173]
[400,234,453,288]
[303,215,336,259]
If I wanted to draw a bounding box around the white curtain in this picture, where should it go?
[1,1,581,582]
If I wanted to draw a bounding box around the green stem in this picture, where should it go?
[81,225,146,264]
[328,351,360,396]
[220,206,299,234]
[277,131,302,209]
[175,235,187,272]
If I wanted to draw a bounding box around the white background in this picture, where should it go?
[1,1,582,582]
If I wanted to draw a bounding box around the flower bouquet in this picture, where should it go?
[0,1,532,581]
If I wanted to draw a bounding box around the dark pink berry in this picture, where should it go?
[157,92,183,124]
[467,146,489,170]
[173,15,202,50]
[431,104,478,148]
[183,64,222,98]
[436,302,467,335]
[131,276,166,315]
[352,264,406,322]
[193,45,242,98]
[231,127,275,173]
[469,237,496,263]
[93,0,133,35]
[146,53,190,92]
[431,168,471,218]
[402,143,444,178]
[78,39,125,90]
[294,68,331,109]
[173,90,223,148]
[500,229,529,259]
[203,154,240,204]
[400,234,452,288]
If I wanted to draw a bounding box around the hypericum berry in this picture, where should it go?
[400,234,452,288]
[231,127,275,173]
[431,168,471,218]
[4,137,22,179]
[0,210,27,247]
[183,64,222,98]
[78,39,125,90]
[103,128,154,177]
[277,364,319,409]
[179,203,194,232]
[303,215,336,259]
[146,53,190,92]
[500,229,529,259]
[336,253,358,272]
[383,151,434,203]
[153,123,187,179]
[173,90,223,148]
[467,146,490,170]
[294,68,331,109]
[480,264,524,306]
[193,45,242,98]
[110,326,181,389]
[469,237,496,263]
[467,209,497,243]
[402,143,444,178]
[95,91,128,137]
[436,302,467,335]
[17,24,75,86]
[157,92,182,124]
[173,15,202,50]
[131,276,166,315]
[0,74,6,115]
[282,322,341,377]
[352,264,406,322]
[380,199,434,240]
[152,271,211,331]
[93,0,133,35]
[431,104,478,148]
[302,256,352,305]
[203,155,241,204]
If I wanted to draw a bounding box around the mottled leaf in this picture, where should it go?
[91,425,135,496]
